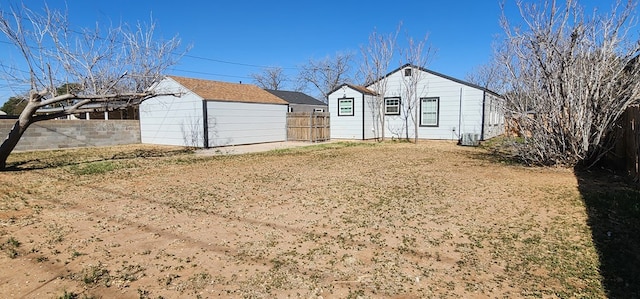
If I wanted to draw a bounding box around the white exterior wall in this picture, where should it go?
[458,85,485,140]
[363,94,376,139]
[328,66,505,141]
[482,93,505,139]
[206,101,287,146]
[374,68,487,140]
[140,78,205,147]
[328,86,371,140]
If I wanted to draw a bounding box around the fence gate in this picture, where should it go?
[286,112,330,142]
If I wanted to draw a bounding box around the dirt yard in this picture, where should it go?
[0,141,609,298]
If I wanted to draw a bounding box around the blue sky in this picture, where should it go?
[0,0,637,103]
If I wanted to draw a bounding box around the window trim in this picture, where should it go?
[337,97,354,116]
[419,97,439,127]
[384,97,401,115]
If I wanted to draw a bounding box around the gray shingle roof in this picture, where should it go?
[265,89,327,105]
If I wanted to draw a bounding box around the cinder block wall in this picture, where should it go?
[0,120,141,151]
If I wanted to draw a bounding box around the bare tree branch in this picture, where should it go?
[465,52,504,93]
[298,52,354,102]
[360,25,400,141]
[0,5,186,169]
[497,0,640,167]
[250,67,287,90]
[399,33,434,142]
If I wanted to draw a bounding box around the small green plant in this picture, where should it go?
[2,236,21,258]
[158,273,180,286]
[69,161,122,175]
[6,237,20,247]
[71,250,85,259]
[80,262,111,286]
[56,290,96,299]
[346,289,366,299]
[57,290,79,299]
[137,288,150,299]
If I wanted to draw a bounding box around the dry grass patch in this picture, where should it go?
[0,141,618,298]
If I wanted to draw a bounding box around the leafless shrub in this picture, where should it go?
[497,0,640,166]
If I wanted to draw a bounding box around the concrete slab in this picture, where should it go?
[194,141,332,156]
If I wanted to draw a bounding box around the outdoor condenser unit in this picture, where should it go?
[460,133,480,146]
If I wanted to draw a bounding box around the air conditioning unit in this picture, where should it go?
[460,133,480,146]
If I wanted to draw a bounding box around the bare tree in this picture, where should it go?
[465,54,504,93]
[360,26,399,141]
[250,67,287,90]
[497,0,640,167]
[297,52,354,102]
[0,4,185,169]
[399,34,434,142]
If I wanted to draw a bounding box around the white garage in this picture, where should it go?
[140,76,288,147]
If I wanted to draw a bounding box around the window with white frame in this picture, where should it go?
[384,97,400,115]
[420,97,439,126]
[338,98,354,116]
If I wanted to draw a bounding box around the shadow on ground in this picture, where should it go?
[3,148,193,172]
[575,168,640,298]
[471,142,640,297]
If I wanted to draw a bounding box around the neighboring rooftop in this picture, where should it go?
[330,83,377,96]
[265,89,327,106]
[349,84,377,95]
[168,76,287,105]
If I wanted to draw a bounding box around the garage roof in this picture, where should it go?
[265,89,326,106]
[168,76,287,105]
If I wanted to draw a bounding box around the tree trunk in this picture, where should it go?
[405,115,410,141]
[0,118,32,170]
[0,96,39,170]
[414,106,419,144]
[380,106,385,141]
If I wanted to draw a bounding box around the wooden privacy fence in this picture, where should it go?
[286,112,330,142]
[619,104,640,182]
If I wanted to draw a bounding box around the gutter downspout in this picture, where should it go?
[202,100,209,148]
[458,88,463,141]
[480,92,486,141]
[362,93,366,140]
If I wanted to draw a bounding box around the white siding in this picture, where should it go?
[140,78,205,147]
[328,86,367,139]
[363,95,376,139]
[328,66,505,141]
[206,101,287,146]
[374,68,487,140]
[482,93,506,139]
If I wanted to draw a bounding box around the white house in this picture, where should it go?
[328,64,504,143]
[140,76,288,147]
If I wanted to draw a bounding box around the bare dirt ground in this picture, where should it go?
[0,141,606,298]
